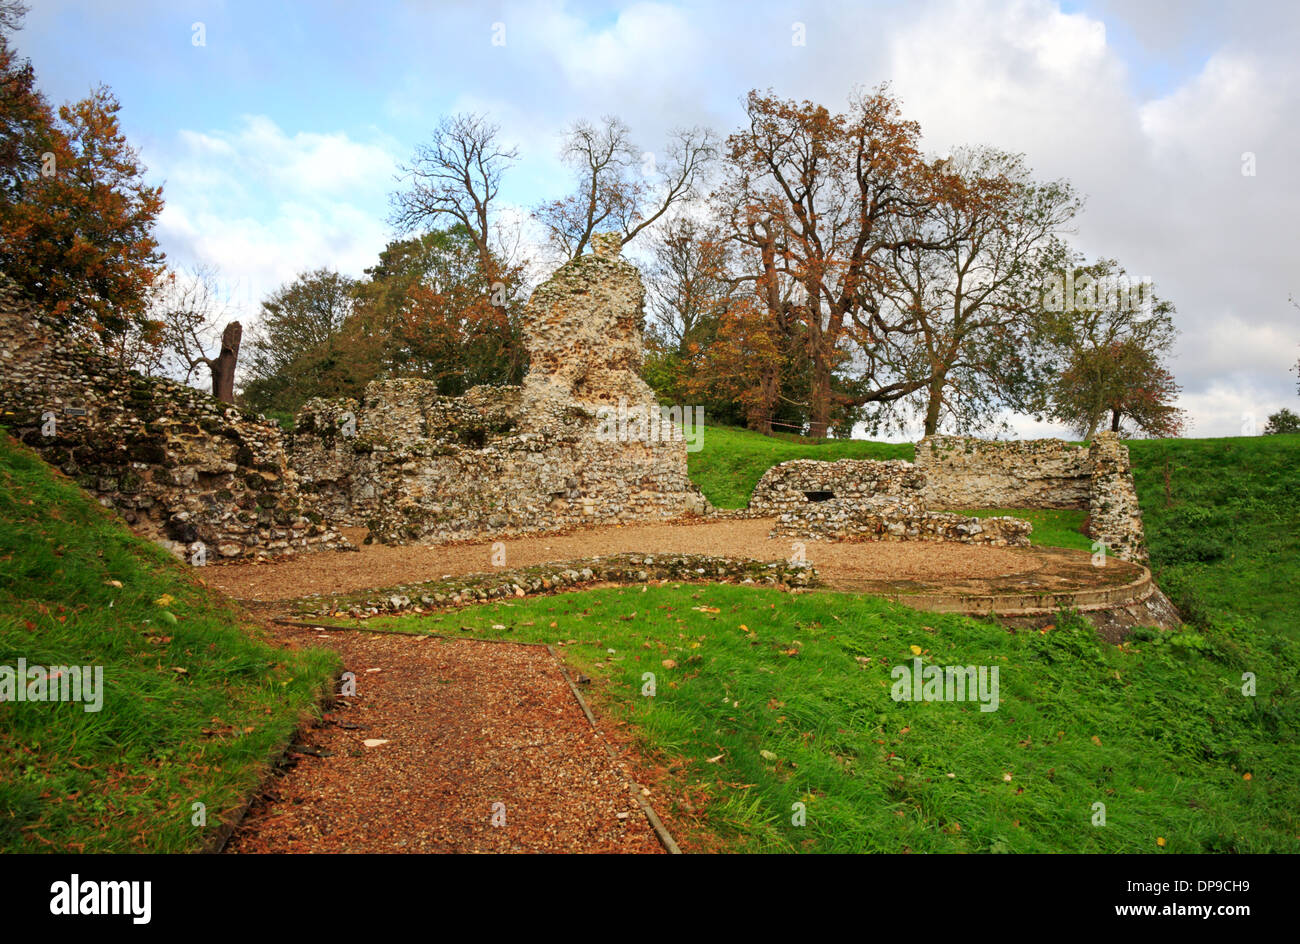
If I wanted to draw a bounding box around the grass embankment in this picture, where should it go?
[1129,434,1300,642]
[0,434,338,852]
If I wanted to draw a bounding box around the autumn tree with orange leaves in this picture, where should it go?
[1,15,164,339]
[716,87,961,438]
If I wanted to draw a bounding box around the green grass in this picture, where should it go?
[947,508,1092,551]
[6,410,1296,854]
[257,409,295,430]
[1129,434,1300,641]
[347,583,1300,853]
[690,424,913,508]
[0,434,339,852]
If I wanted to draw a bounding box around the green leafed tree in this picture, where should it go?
[1264,408,1299,435]
[241,268,366,414]
[352,226,527,394]
[1040,259,1186,438]
[865,146,1081,436]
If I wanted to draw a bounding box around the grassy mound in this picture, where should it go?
[0,434,338,852]
[1129,435,1300,641]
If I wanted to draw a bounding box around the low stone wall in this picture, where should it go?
[291,385,709,543]
[749,433,1146,560]
[770,499,1033,546]
[294,552,818,619]
[915,435,1092,509]
[748,459,924,514]
[0,279,349,560]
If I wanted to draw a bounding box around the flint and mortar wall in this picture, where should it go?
[290,380,709,543]
[748,459,925,514]
[915,436,1093,509]
[0,278,349,560]
[750,433,1147,560]
[290,239,711,545]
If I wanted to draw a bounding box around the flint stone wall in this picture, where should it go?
[916,435,1092,509]
[751,433,1146,560]
[1089,434,1147,562]
[769,500,1034,547]
[290,240,711,544]
[748,459,925,513]
[0,278,349,560]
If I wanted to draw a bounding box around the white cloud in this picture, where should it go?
[148,116,398,325]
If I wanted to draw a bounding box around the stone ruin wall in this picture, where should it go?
[915,435,1093,508]
[289,235,711,544]
[748,458,926,513]
[1087,434,1146,563]
[0,244,1147,564]
[752,458,1033,548]
[0,278,349,560]
[751,434,1147,561]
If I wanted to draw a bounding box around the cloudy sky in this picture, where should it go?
[13,0,1300,439]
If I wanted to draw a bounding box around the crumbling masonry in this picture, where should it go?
[751,434,1147,561]
[289,234,710,544]
[0,244,1147,564]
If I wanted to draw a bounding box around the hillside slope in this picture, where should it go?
[0,433,338,852]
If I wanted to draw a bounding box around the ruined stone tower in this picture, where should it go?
[520,233,658,413]
[288,234,711,543]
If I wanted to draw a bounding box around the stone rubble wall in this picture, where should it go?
[915,435,1093,509]
[769,502,1033,546]
[290,387,709,543]
[748,459,925,514]
[297,552,817,620]
[289,239,712,545]
[1088,432,1148,562]
[751,434,1147,560]
[518,232,657,416]
[0,278,350,560]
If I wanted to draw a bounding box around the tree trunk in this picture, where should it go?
[210,321,242,403]
[923,371,946,436]
[808,356,832,439]
[1110,407,1121,433]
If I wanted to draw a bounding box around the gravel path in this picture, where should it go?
[206,518,1056,602]
[226,625,663,854]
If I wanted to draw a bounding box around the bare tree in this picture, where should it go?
[644,216,735,353]
[389,113,518,285]
[144,266,242,403]
[535,116,717,260]
[0,1,29,33]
